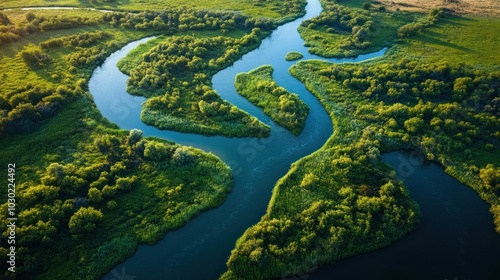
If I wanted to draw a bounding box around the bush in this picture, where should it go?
[68,207,104,234]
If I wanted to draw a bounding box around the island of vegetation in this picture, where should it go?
[0,0,308,279]
[223,1,499,279]
[234,65,309,135]
[285,51,303,61]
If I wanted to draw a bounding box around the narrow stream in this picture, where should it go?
[86,0,500,279]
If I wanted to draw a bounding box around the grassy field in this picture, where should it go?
[390,15,500,69]
[0,0,307,19]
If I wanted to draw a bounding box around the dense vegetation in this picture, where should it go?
[298,0,419,57]
[0,0,307,20]
[285,51,303,61]
[234,65,309,135]
[0,98,232,280]
[118,28,273,137]
[222,63,421,279]
[0,1,310,277]
[223,2,500,278]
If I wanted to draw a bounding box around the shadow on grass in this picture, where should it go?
[420,30,471,52]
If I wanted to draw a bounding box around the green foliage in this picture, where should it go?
[397,8,444,38]
[69,207,104,234]
[223,62,421,279]
[19,45,52,68]
[120,30,272,137]
[0,11,103,46]
[284,51,303,61]
[0,9,235,279]
[234,65,309,135]
[0,0,307,20]
[298,0,413,57]
[290,58,500,228]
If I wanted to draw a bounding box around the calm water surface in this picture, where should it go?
[88,0,499,279]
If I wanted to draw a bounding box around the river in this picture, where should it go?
[87,0,500,279]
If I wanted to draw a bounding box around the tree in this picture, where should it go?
[127,128,143,146]
[88,187,103,203]
[404,117,424,134]
[68,207,104,234]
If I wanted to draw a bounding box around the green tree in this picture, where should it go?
[68,207,104,234]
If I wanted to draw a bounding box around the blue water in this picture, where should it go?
[89,0,499,279]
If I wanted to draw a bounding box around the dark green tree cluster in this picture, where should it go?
[121,30,272,137]
[102,8,275,33]
[0,82,84,136]
[397,8,444,38]
[0,11,102,46]
[40,31,109,49]
[234,65,309,135]
[300,0,374,53]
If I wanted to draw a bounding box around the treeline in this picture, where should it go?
[0,82,85,137]
[102,8,275,33]
[121,30,271,137]
[397,8,444,38]
[40,30,109,48]
[234,65,309,135]
[0,11,102,46]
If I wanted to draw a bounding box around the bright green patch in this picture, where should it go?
[390,16,500,69]
[284,51,303,61]
[234,65,309,135]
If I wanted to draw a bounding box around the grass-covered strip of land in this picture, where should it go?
[0,9,236,280]
[222,66,420,280]
[285,51,303,61]
[297,0,421,58]
[234,65,309,135]
[118,29,272,137]
[0,0,307,20]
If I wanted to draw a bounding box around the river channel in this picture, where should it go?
[86,0,500,279]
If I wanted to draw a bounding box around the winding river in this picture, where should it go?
[86,0,500,279]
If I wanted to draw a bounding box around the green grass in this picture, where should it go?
[234,65,309,135]
[390,15,500,69]
[0,0,307,19]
